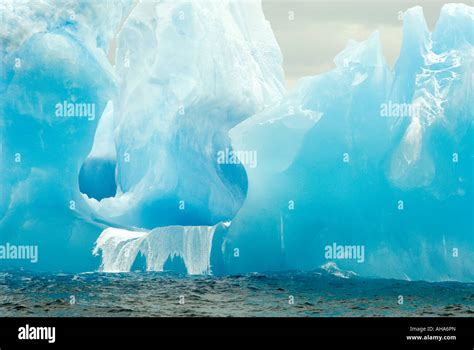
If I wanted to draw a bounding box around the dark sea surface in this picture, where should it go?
[0,270,473,317]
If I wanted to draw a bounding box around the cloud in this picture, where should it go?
[262,0,447,88]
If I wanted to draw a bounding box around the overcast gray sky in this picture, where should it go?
[262,0,451,88]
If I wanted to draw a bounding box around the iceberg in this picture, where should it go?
[86,0,285,229]
[0,1,472,282]
[225,4,474,281]
[0,0,283,272]
[0,0,134,271]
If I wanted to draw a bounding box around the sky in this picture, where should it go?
[262,0,450,88]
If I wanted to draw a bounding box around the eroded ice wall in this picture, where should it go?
[87,0,285,229]
[0,0,133,271]
[0,0,284,273]
[225,4,474,282]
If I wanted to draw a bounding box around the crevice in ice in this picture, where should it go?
[79,101,118,201]
[79,158,118,201]
[163,254,187,274]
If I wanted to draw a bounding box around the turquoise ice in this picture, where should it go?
[226,4,473,281]
[0,1,472,281]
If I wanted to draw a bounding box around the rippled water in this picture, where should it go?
[0,270,473,317]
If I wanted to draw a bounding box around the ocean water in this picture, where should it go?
[0,270,473,317]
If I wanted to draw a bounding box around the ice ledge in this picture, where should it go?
[93,222,229,274]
